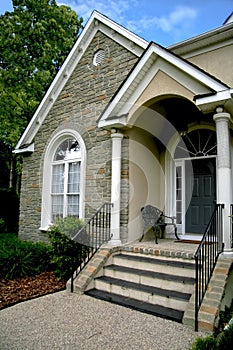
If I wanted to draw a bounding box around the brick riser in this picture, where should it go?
[84,252,195,323]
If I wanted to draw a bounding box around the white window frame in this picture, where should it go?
[40,129,86,231]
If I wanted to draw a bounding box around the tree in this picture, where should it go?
[0,0,83,231]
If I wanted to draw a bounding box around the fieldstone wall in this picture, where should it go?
[19,31,137,242]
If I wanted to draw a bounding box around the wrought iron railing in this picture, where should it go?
[194,204,224,331]
[70,202,112,292]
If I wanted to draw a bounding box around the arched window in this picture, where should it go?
[51,138,81,221]
[40,131,86,230]
[174,129,217,159]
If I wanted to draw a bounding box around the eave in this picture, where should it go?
[98,42,230,128]
[14,10,148,153]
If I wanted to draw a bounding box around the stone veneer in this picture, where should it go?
[19,31,138,242]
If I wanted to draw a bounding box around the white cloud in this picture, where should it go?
[128,6,197,33]
[58,1,198,43]
[58,0,139,24]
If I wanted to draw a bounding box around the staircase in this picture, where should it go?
[85,251,195,323]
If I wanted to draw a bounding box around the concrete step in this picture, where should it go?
[112,253,195,278]
[95,276,191,311]
[85,289,184,323]
[85,251,195,324]
[104,264,195,293]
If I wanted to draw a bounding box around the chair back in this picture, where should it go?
[141,205,162,226]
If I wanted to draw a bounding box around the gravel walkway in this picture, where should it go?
[0,290,208,350]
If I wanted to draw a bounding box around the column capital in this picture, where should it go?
[213,111,231,123]
[111,131,124,139]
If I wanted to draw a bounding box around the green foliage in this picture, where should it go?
[0,233,52,279]
[190,323,233,350]
[0,187,19,233]
[0,218,6,232]
[48,223,87,281]
[217,323,233,349]
[190,335,217,350]
[218,301,233,332]
[52,216,85,238]
[0,0,83,193]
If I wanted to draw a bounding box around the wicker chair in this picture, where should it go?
[140,205,178,244]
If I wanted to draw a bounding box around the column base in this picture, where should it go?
[220,250,233,259]
[108,239,122,246]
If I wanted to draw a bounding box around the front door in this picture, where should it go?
[186,158,216,234]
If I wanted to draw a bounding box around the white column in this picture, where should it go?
[109,131,123,245]
[213,107,233,255]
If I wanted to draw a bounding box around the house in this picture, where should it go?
[15,10,233,253]
[14,10,233,330]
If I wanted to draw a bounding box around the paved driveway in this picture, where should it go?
[0,290,208,350]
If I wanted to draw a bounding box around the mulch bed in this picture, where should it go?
[0,271,66,310]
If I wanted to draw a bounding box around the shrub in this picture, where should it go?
[48,225,86,281]
[0,234,52,279]
[0,247,36,279]
[0,188,19,233]
[0,218,6,232]
[190,335,217,350]
[52,216,84,238]
[217,323,233,349]
[190,323,233,350]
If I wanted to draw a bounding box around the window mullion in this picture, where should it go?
[63,162,69,217]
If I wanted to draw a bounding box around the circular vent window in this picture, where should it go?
[93,49,105,66]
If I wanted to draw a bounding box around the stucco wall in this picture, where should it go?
[19,31,138,241]
[126,128,165,242]
[187,45,233,87]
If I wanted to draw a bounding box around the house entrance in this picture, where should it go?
[185,158,216,234]
[174,129,217,236]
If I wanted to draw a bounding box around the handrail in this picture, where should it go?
[194,204,224,331]
[70,202,113,292]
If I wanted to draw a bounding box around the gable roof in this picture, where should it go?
[14,11,148,153]
[98,41,232,128]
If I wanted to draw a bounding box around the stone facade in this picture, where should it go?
[19,31,137,241]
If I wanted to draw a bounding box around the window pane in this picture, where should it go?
[52,195,63,221]
[54,139,80,161]
[68,162,80,193]
[67,195,79,217]
[52,164,64,193]
[176,166,182,224]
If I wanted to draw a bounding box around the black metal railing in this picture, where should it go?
[194,204,224,331]
[70,202,112,292]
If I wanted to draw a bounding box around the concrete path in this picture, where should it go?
[0,290,208,350]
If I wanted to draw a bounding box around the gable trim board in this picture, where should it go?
[14,11,148,153]
[98,42,231,128]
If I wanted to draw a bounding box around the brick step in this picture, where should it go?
[112,253,195,277]
[104,264,195,293]
[85,289,184,323]
[94,275,191,311]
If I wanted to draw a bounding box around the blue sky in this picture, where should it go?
[0,0,232,46]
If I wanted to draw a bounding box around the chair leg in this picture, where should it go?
[153,226,158,244]
[174,226,179,240]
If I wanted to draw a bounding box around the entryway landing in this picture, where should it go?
[132,238,200,258]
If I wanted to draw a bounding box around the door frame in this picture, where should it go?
[174,156,216,236]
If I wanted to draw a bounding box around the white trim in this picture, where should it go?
[40,129,86,230]
[15,11,148,152]
[109,132,123,245]
[166,127,217,236]
[98,42,229,127]
[13,143,34,154]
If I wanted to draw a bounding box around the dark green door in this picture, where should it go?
[186,158,216,234]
